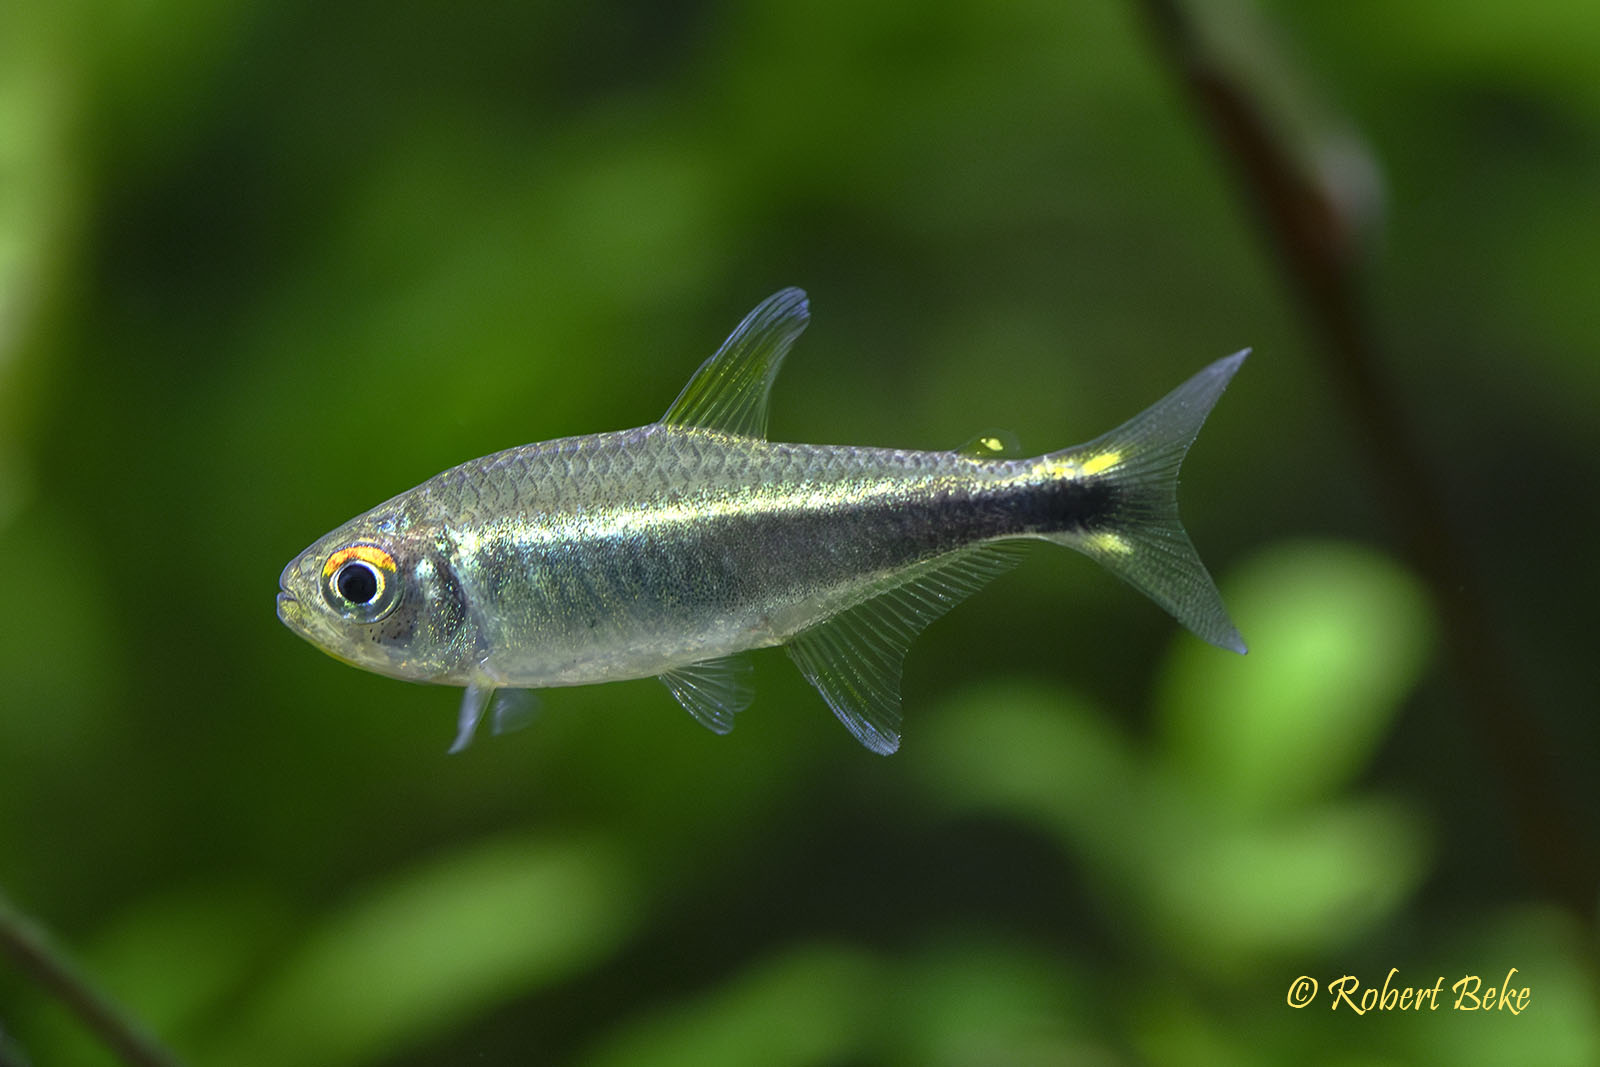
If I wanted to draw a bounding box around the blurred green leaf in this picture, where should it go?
[1298,0,1600,109]
[1129,989,1262,1067]
[1143,794,1428,971]
[0,510,118,763]
[1395,906,1600,1067]
[886,935,1113,1067]
[73,883,289,1059]
[0,0,81,526]
[1156,541,1433,814]
[581,944,880,1067]
[916,679,1139,847]
[917,596,1431,974]
[209,834,637,1067]
[585,934,1119,1067]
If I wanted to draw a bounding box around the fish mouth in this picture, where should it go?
[277,555,313,630]
[276,589,332,650]
[276,590,301,625]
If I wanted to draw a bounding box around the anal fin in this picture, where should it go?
[660,654,755,734]
[786,543,1024,755]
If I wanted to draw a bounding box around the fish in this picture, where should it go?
[277,288,1247,755]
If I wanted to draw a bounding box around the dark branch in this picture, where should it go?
[1134,0,1595,914]
[0,888,184,1067]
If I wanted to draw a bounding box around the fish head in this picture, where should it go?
[277,505,482,684]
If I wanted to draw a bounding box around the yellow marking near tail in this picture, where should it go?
[1038,449,1123,481]
[1078,450,1122,476]
[1083,531,1133,556]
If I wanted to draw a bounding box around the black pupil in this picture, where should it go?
[337,562,380,604]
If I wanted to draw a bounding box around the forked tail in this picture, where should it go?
[1040,351,1249,653]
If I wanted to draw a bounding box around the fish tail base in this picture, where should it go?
[1037,352,1249,653]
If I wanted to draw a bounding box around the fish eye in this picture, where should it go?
[321,544,400,622]
[336,561,380,604]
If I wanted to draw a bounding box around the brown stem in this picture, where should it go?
[1134,0,1595,914]
[0,887,184,1067]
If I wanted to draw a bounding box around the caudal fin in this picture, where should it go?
[1042,352,1249,653]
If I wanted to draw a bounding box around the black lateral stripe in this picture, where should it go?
[1024,476,1121,533]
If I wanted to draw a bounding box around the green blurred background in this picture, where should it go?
[2,0,1597,1063]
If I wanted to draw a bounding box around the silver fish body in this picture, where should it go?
[278,289,1247,753]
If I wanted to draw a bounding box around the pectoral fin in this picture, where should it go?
[448,684,494,754]
[447,686,539,753]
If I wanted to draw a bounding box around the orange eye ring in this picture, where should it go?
[321,544,400,622]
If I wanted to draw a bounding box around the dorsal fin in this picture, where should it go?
[659,288,810,439]
[786,543,1025,755]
